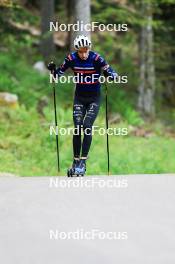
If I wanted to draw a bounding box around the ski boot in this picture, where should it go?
[67,158,80,177]
[74,158,86,177]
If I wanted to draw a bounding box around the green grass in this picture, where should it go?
[0,106,175,176]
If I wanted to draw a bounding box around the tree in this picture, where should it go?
[70,0,91,49]
[40,0,55,62]
[67,0,74,51]
[154,1,175,107]
[138,0,155,117]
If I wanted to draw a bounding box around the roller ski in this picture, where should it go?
[67,158,86,177]
[67,158,80,177]
[74,158,86,177]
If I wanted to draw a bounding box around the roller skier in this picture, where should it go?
[48,35,118,176]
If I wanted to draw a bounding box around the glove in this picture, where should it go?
[47,61,56,72]
[111,72,118,79]
[103,70,109,78]
[104,67,118,80]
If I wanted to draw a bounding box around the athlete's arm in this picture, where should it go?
[55,54,73,77]
[95,54,118,80]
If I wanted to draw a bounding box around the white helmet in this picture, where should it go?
[74,35,91,50]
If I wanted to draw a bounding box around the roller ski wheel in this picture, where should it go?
[67,169,81,177]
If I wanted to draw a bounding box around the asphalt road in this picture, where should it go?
[0,174,175,264]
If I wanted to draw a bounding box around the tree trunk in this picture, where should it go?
[67,0,74,51]
[70,0,91,50]
[138,0,155,117]
[40,0,55,62]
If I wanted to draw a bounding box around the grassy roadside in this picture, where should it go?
[0,106,175,176]
[0,51,175,176]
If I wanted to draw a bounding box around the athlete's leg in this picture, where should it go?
[73,96,86,158]
[81,98,101,158]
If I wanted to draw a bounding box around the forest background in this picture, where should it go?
[0,0,175,176]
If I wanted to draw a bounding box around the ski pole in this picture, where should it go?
[52,73,60,172]
[105,81,110,175]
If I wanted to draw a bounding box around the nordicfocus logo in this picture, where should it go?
[49,177,128,189]
[50,21,128,32]
[49,125,128,136]
[50,74,128,84]
[49,229,128,240]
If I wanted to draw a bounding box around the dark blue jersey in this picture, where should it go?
[56,51,117,97]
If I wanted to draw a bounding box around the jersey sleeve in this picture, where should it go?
[94,53,108,69]
[55,54,73,76]
[94,53,118,79]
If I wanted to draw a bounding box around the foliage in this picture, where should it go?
[0,0,175,175]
